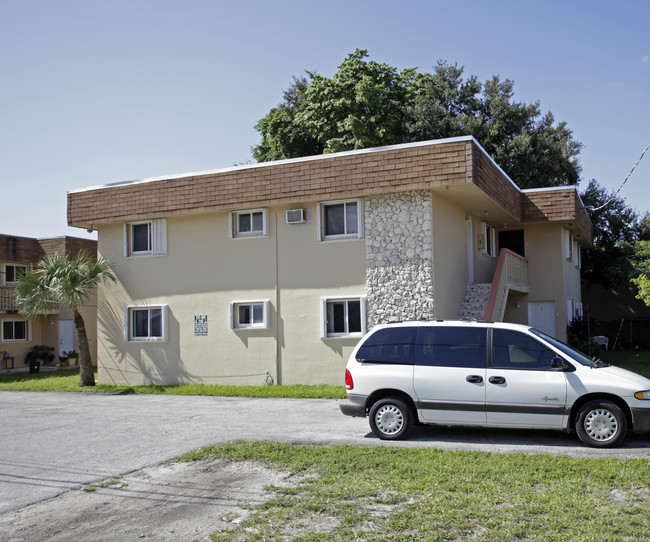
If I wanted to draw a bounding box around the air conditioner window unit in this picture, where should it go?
[286,209,306,224]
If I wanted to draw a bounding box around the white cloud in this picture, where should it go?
[642,55,650,63]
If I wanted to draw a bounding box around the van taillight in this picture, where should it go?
[345,369,354,390]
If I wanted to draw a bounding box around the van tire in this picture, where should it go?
[369,397,414,440]
[575,400,627,448]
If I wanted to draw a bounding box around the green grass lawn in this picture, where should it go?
[601,349,650,378]
[182,441,650,541]
[0,368,346,398]
[0,349,648,395]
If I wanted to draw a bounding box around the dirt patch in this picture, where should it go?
[0,459,290,541]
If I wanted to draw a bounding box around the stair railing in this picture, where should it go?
[484,249,529,321]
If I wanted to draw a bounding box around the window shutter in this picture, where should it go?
[152,219,167,255]
[123,224,129,258]
[124,307,130,341]
[229,302,235,329]
[319,297,327,339]
[262,300,270,328]
[160,304,168,342]
[357,199,365,239]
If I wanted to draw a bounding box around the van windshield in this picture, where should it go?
[529,329,600,367]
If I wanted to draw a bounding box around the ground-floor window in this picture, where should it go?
[125,305,168,342]
[230,300,270,329]
[2,319,28,342]
[320,296,366,338]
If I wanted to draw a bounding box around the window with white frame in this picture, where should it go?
[125,305,168,342]
[566,230,574,262]
[2,264,27,285]
[125,219,167,257]
[573,239,581,268]
[2,319,29,342]
[230,209,267,238]
[319,199,364,240]
[320,296,366,338]
[230,300,270,329]
[480,223,496,257]
[567,300,583,322]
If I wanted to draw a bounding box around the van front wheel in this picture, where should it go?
[369,397,413,440]
[576,400,627,448]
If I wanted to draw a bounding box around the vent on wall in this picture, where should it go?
[286,209,306,224]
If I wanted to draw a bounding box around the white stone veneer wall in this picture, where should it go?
[365,190,435,328]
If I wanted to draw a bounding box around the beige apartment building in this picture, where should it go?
[1,235,97,370]
[67,136,592,386]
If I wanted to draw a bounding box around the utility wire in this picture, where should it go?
[588,142,650,212]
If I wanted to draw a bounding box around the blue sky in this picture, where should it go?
[2,0,649,239]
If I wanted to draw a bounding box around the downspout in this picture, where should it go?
[274,212,282,384]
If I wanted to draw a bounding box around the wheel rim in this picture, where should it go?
[375,404,404,435]
[583,408,619,442]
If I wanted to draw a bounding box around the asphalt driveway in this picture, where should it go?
[1,391,649,515]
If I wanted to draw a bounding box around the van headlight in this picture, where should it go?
[634,390,650,400]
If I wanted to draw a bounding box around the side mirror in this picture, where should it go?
[551,356,569,371]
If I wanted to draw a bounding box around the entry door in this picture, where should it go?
[59,320,74,356]
[528,301,556,337]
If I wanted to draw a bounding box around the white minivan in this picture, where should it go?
[340,320,650,447]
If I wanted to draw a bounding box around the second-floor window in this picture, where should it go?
[125,219,167,257]
[230,209,267,238]
[2,264,27,285]
[319,199,364,241]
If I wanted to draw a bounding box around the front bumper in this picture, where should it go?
[631,407,650,433]
[339,394,368,417]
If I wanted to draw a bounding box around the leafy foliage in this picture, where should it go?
[14,252,115,387]
[579,180,648,288]
[253,49,582,189]
[632,274,650,306]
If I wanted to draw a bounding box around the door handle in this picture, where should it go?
[466,375,484,383]
[489,376,506,385]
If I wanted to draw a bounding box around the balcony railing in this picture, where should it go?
[484,249,529,322]
[0,286,18,312]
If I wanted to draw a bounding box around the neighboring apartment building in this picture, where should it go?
[67,136,592,386]
[0,235,98,368]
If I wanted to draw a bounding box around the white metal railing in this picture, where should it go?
[484,249,529,321]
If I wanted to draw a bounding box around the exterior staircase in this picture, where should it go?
[458,283,492,320]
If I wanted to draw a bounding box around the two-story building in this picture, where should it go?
[1,235,97,369]
[67,136,591,386]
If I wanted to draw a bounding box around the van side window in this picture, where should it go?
[356,327,417,364]
[492,329,556,370]
[416,327,486,368]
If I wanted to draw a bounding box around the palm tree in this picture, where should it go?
[14,252,116,387]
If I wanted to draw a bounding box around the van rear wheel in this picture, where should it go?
[369,397,413,440]
[576,400,627,448]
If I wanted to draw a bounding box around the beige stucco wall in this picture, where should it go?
[431,194,470,318]
[96,204,365,386]
[522,224,573,341]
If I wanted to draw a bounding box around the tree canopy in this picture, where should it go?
[253,49,582,189]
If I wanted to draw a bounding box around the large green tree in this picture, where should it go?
[14,252,116,387]
[253,49,582,189]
